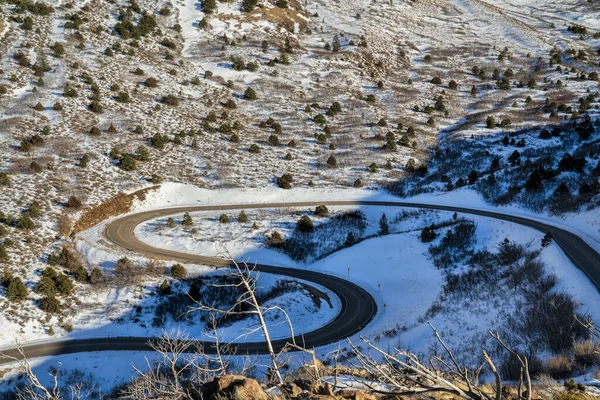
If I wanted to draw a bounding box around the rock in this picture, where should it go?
[285,382,304,398]
[320,382,334,396]
[354,391,377,400]
[213,374,268,400]
[295,378,324,394]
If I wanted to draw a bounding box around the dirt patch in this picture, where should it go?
[72,185,160,234]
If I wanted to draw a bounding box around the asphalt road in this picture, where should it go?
[2,200,599,364]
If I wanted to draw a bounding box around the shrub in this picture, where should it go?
[0,173,10,186]
[266,231,284,247]
[34,102,45,111]
[249,144,261,153]
[219,214,229,223]
[368,163,379,173]
[238,210,248,223]
[55,273,73,296]
[277,173,293,189]
[90,267,103,285]
[326,155,337,167]
[75,265,89,282]
[573,339,600,367]
[150,133,170,150]
[16,214,34,229]
[161,94,179,106]
[353,178,363,188]
[224,99,237,109]
[546,356,573,379]
[39,295,61,313]
[116,91,130,103]
[268,134,280,146]
[296,215,314,232]
[421,226,437,242]
[159,280,171,295]
[315,205,329,217]
[66,196,83,209]
[119,154,137,171]
[37,276,56,296]
[182,212,193,227]
[171,264,186,279]
[7,277,28,301]
[145,77,158,88]
[430,77,442,84]
[244,87,257,100]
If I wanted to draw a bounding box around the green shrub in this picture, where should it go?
[315,205,329,217]
[39,295,61,313]
[296,215,314,232]
[171,264,186,279]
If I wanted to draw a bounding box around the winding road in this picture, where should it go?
[2,200,600,364]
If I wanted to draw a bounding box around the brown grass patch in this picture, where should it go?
[72,185,160,234]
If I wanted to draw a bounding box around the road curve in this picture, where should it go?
[2,200,600,364]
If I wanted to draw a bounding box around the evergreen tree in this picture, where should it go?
[37,276,56,296]
[378,213,389,236]
[182,212,193,227]
[244,87,257,100]
[296,215,314,232]
[332,34,341,52]
[7,277,28,301]
[238,210,249,223]
[75,265,89,282]
[420,225,437,243]
[0,244,8,261]
[344,232,356,247]
[203,0,217,13]
[159,280,171,295]
[167,217,176,228]
[541,232,553,248]
[219,214,229,223]
[55,273,73,296]
[39,295,61,313]
[89,267,103,285]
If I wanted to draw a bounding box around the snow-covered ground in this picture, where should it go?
[2,182,600,394]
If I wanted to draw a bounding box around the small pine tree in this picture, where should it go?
[238,210,249,223]
[326,155,337,167]
[167,217,176,228]
[296,215,314,232]
[7,277,28,301]
[182,212,193,227]
[39,295,61,313]
[37,276,56,296]
[541,232,553,248]
[244,87,257,100]
[219,214,229,223]
[420,225,437,242]
[344,232,356,247]
[75,265,89,282]
[159,280,171,295]
[378,213,389,236]
[55,273,73,296]
[332,34,341,52]
[90,267,103,285]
